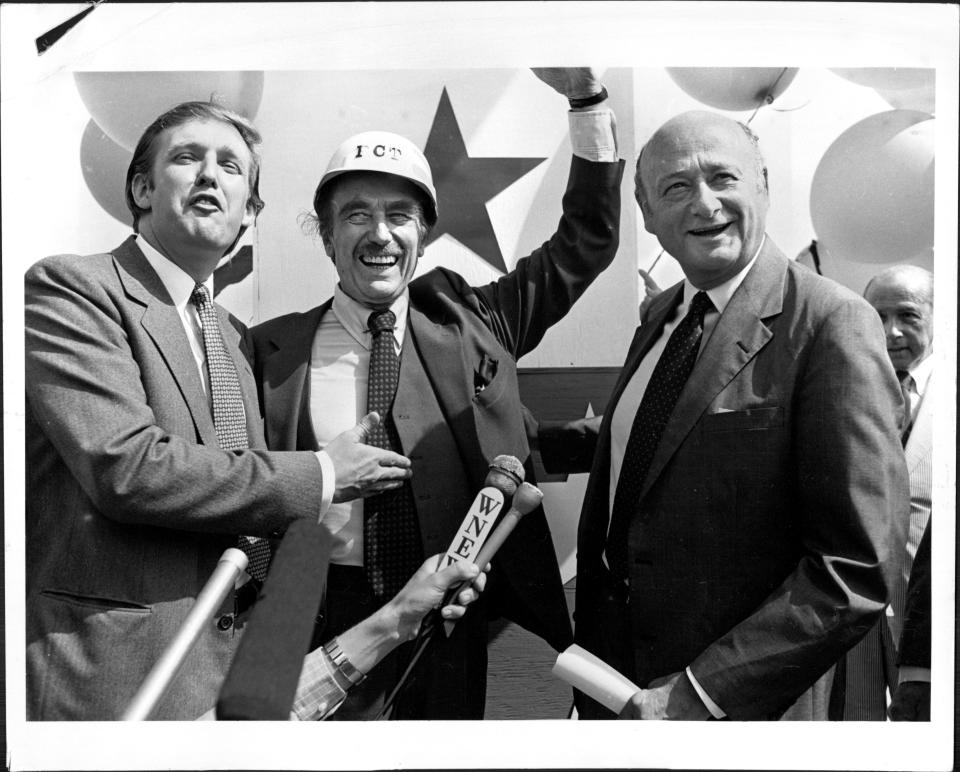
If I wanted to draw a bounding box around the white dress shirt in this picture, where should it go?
[309,287,409,565]
[606,238,764,718]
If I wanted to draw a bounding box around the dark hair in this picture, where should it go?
[124,101,265,231]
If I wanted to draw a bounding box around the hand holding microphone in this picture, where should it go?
[443,480,543,636]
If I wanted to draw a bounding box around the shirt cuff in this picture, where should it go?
[568,107,618,162]
[686,666,726,719]
[898,666,931,684]
[315,451,335,519]
[291,647,348,720]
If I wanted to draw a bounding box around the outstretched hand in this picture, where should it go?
[325,412,412,502]
[386,556,489,642]
[531,67,603,100]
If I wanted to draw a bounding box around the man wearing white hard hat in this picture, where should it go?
[251,68,624,719]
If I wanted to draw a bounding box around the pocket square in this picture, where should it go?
[475,354,499,395]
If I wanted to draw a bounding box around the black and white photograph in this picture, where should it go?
[2,2,956,770]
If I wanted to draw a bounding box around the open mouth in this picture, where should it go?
[359,253,400,268]
[689,222,732,238]
[189,194,222,212]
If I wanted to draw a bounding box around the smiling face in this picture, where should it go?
[131,118,256,280]
[637,112,769,290]
[865,267,934,372]
[322,172,427,309]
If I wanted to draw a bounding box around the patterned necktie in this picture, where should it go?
[191,284,271,581]
[897,370,914,446]
[364,309,423,600]
[606,291,714,580]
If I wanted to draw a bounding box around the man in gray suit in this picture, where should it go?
[835,265,934,720]
[573,111,908,720]
[23,101,459,720]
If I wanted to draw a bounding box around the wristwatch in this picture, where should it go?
[324,637,367,689]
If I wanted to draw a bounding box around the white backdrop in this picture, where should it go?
[3,3,957,771]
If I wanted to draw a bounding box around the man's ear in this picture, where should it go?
[241,199,257,229]
[322,236,336,262]
[638,199,656,235]
[130,172,153,210]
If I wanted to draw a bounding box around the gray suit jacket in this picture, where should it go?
[25,237,323,720]
[575,239,910,719]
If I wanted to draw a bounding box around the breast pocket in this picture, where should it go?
[701,406,784,433]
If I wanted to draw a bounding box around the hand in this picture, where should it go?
[325,412,412,502]
[888,681,931,721]
[618,671,712,720]
[385,556,489,642]
[531,67,602,100]
[638,268,662,318]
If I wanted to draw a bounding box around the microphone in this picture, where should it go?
[443,481,543,636]
[216,518,333,720]
[440,454,523,570]
[121,548,248,721]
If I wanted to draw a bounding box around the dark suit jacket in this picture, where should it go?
[250,155,624,716]
[574,239,910,720]
[25,237,323,720]
[897,520,931,670]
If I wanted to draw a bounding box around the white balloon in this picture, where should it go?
[666,67,799,111]
[830,67,933,91]
[810,110,934,265]
[875,82,935,116]
[75,71,265,151]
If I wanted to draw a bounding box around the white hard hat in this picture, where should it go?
[315,131,438,225]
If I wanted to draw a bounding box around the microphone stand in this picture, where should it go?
[121,548,248,721]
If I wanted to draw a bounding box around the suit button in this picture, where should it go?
[315,612,325,626]
[217,614,234,631]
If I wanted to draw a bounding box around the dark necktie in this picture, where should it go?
[364,309,423,600]
[191,284,271,581]
[606,291,714,580]
[897,370,914,446]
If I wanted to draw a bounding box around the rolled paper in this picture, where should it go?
[552,644,640,714]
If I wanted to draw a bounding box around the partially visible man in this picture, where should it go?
[890,520,931,720]
[574,111,908,720]
[250,68,624,719]
[835,265,934,720]
[25,101,414,720]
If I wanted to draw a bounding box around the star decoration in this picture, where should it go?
[424,88,547,273]
[214,245,253,298]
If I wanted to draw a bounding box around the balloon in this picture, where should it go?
[80,119,134,226]
[75,71,265,151]
[875,82,935,115]
[830,67,933,91]
[666,67,799,111]
[810,110,934,266]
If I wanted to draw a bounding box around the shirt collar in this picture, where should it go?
[908,350,934,395]
[683,235,765,313]
[136,233,213,308]
[331,285,409,350]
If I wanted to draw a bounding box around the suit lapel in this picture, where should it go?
[260,304,328,452]
[638,243,785,502]
[577,284,685,551]
[904,368,934,473]
[113,237,218,447]
[406,303,485,473]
